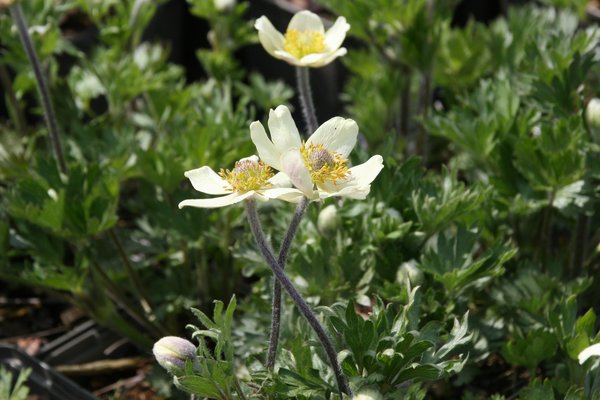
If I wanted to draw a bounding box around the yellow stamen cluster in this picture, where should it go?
[219,159,273,193]
[283,29,326,59]
[301,143,349,184]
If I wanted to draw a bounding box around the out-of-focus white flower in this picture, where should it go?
[255,10,349,67]
[250,105,383,200]
[178,155,303,209]
[578,342,600,364]
[353,388,383,400]
[214,0,235,11]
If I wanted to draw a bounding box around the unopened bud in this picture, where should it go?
[586,98,600,143]
[214,0,235,11]
[317,205,340,235]
[396,260,424,286]
[153,336,198,374]
[353,389,383,400]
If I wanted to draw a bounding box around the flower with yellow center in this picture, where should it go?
[178,155,303,209]
[250,105,384,200]
[255,10,350,68]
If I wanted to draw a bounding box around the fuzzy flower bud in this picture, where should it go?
[353,389,383,400]
[586,98,600,143]
[396,260,424,286]
[153,336,198,375]
[317,204,341,235]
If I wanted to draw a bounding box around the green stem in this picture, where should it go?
[108,228,163,332]
[245,200,351,397]
[10,3,67,174]
[295,67,318,134]
[266,197,309,369]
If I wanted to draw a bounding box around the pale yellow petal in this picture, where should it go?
[287,10,324,34]
[250,121,281,170]
[281,148,313,196]
[255,16,285,57]
[324,17,350,51]
[184,166,231,195]
[178,191,254,209]
[268,105,302,153]
[307,117,358,158]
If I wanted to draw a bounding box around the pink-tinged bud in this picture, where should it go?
[153,336,198,374]
[0,0,15,8]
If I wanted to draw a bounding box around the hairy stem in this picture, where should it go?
[296,67,318,134]
[10,3,67,174]
[245,200,351,397]
[266,197,309,369]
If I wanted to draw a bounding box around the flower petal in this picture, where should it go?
[178,191,254,209]
[316,155,384,198]
[268,171,292,187]
[579,343,600,364]
[325,17,350,51]
[184,166,231,195]
[287,10,324,34]
[307,117,358,158]
[261,187,305,202]
[268,105,302,153]
[307,47,347,67]
[281,148,314,196]
[273,50,304,65]
[255,16,285,57]
[250,121,281,170]
[346,155,384,187]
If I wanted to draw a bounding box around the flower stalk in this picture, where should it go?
[245,200,352,397]
[9,3,67,174]
[296,67,318,134]
[267,196,309,369]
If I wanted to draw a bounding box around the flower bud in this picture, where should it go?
[396,260,424,286]
[214,0,235,11]
[586,98,600,143]
[317,205,340,235]
[0,0,15,8]
[353,388,383,400]
[153,336,198,375]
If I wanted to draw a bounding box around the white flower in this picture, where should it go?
[255,10,350,68]
[250,105,383,200]
[578,343,600,364]
[178,155,303,209]
[214,0,235,11]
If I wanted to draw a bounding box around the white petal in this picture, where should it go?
[346,155,384,187]
[579,343,600,364]
[273,50,304,65]
[317,155,384,198]
[287,10,324,34]
[298,52,330,66]
[255,16,285,57]
[184,166,231,195]
[250,121,281,170]
[261,187,305,202]
[268,105,302,153]
[178,191,254,209]
[307,117,358,158]
[325,17,350,51]
[281,148,313,195]
[268,171,292,187]
[306,47,347,67]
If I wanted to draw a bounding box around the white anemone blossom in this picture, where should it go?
[178,155,303,209]
[578,343,600,364]
[250,105,383,201]
[255,10,350,68]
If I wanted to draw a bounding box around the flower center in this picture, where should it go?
[283,29,326,59]
[219,159,273,192]
[301,143,349,184]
